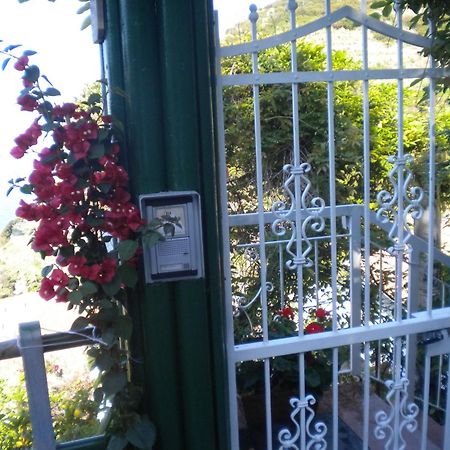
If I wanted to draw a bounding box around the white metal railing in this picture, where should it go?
[215,1,450,448]
[0,322,101,450]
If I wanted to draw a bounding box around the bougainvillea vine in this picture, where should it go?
[1,43,162,450]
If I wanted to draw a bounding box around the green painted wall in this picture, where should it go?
[102,1,229,449]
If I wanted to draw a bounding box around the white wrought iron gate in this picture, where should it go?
[214,1,450,449]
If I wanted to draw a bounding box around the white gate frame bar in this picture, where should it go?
[231,308,450,362]
[213,11,241,450]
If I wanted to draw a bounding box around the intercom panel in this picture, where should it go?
[139,192,204,283]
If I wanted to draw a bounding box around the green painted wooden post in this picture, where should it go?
[157,2,217,449]
[102,1,229,449]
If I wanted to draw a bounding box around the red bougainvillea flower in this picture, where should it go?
[16,200,39,221]
[55,288,69,303]
[279,306,295,319]
[22,76,33,88]
[52,102,77,119]
[17,94,38,111]
[13,122,42,156]
[32,219,68,255]
[67,256,88,277]
[127,208,144,232]
[315,308,328,319]
[10,146,26,159]
[305,322,325,334]
[49,268,69,288]
[94,258,117,284]
[39,277,56,301]
[14,55,28,71]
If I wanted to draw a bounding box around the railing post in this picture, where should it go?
[19,321,56,450]
[349,210,362,376]
[406,247,420,401]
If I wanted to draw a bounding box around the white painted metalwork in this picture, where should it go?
[278,396,327,450]
[214,1,449,448]
[374,377,419,450]
[271,163,326,269]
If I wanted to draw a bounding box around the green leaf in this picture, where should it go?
[382,3,392,17]
[44,87,61,96]
[3,44,21,51]
[67,277,80,290]
[24,65,40,83]
[20,184,33,194]
[409,78,423,87]
[118,240,139,261]
[86,215,104,227]
[118,263,138,288]
[370,0,387,8]
[41,74,53,86]
[80,281,98,296]
[80,15,92,31]
[98,183,112,194]
[58,246,74,258]
[68,290,83,305]
[88,92,101,105]
[93,387,104,403]
[369,12,381,20]
[76,2,90,14]
[97,128,110,142]
[71,316,90,330]
[89,142,105,159]
[102,274,121,296]
[125,416,156,449]
[102,370,127,397]
[115,315,133,340]
[143,231,162,247]
[163,223,175,237]
[41,121,58,133]
[95,352,115,371]
[101,328,118,345]
[1,58,10,71]
[41,265,53,277]
[305,367,321,388]
[107,435,128,450]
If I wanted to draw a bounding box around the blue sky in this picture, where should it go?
[0,0,273,230]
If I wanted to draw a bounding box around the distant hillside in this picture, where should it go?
[221,0,425,69]
[0,219,43,298]
[222,0,359,40]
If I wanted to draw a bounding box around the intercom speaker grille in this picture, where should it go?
[158,238,190,257]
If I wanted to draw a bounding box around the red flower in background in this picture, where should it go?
[315,308,328,319]
[305,322,325,334]
[279,306,295,320]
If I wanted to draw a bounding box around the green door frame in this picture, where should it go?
[100,1,230,449]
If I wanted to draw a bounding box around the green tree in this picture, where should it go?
[223,37,449,341]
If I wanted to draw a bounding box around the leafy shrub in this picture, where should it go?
[0,374,100,449]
